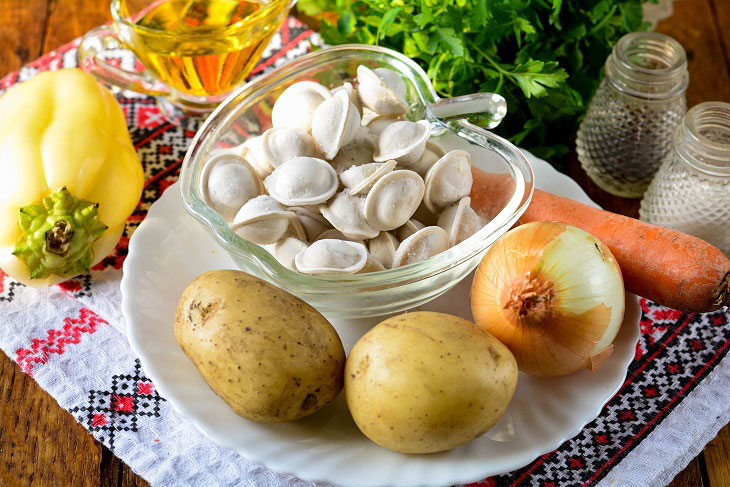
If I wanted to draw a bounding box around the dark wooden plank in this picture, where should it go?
[0,354,102,487]
[705,423,730,487]
[0,1,728,487]
[0,1,137,486]
[42,0,111,53]
[654,0,730,108]
[0,2,108,485]
[99,445,121,487]
[708,0,730,77]
[99,444,148,487]
[670,454,707,487]
[0,0,49,73]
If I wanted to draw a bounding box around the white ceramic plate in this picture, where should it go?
[122,153,640,487]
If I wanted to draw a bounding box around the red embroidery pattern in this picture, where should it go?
[467,479,495,487]
[643,386,659,398]
[137,105,167,128]
[57,279,82,294]
[0,268,21,303]
[567,457,583,469]
[92,236,130,271]
[93,414,108,427]
[594,434,609,444]
[112,395,135,413]
[15,308,107,376]
[652,309,683,321]
[70,360,165,450]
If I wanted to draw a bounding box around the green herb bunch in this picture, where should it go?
[298,0,649,161]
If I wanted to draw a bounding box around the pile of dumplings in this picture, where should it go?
[199,65,485,275]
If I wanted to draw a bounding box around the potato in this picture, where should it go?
[345,311,517,453]
[174,270,345,422]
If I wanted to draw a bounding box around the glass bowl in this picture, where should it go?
[179,44,534,319]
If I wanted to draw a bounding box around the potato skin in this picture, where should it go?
[345,311,517,453]
[174,270,345,422]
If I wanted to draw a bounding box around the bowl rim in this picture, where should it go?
[179,44,535,292]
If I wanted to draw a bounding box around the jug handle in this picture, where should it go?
[428,93,507,129]
[78,25,170,97]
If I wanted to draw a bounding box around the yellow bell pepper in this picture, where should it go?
[0,68,144,287]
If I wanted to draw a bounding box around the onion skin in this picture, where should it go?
[470,221,625,377]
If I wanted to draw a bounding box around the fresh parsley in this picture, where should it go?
[298,0,650,162]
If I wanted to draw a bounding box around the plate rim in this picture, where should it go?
[122,153,640,487]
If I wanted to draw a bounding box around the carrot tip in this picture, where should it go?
[713,271,730,309]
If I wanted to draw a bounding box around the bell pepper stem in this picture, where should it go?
[45,220,75,255]
[12,187,108,279]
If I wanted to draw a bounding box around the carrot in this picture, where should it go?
[471,168,730,313]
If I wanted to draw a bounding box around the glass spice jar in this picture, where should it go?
[639,102,730,255]
[576,32,689,198]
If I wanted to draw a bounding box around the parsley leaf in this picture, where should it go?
[433,27,464,56]
[299,0,650,163]
[377,8,401,42]
[511,60,568,98]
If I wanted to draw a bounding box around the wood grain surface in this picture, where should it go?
[0,0,728,486]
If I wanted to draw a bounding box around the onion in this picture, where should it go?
[470,221,625,377]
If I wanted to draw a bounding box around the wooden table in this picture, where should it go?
[1,0,729,485]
